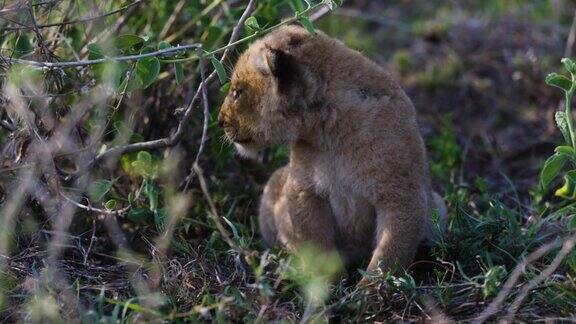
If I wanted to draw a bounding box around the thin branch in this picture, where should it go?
[60,192,130,216]
[83,220,97,265]
[310,5,331,21]
[26,0,57,63]
[179,0,260,188]
[6,43,201,68]
[217,0,258,66]
[473,235,571,323]
[1,0,143,30]
[194,163,253,261]
[504,232,576,322]
[183,50,210,191]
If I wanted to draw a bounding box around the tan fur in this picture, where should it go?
[218,25,447,273]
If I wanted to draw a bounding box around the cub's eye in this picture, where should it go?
[232,89,242,100]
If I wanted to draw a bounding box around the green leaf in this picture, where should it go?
[115,35,145,52]
[145,179,159,211]
[211,57,227,84]
[7,65,42,88]
[555,145,574,157]
[220,82,230,94]
[289,0,305,13]
[105,199,117,210]
[102,61,128,89]
[562,58,576,74]
[223,217,239,240]
[128,192,136,205]
[131,161,149,177]
[136,56,160,88]
[11,33,33,58]
[137,151,152,164]
[569,215,576,231]
[87,43,105,60]
[129,151,157,178]
[69,26,83,52]
[540,154,567,189]
[555,171,576,199]
[555,111,571,145]
[157,41,171,50]
[546,73,572,91]
[202,25,224,50]
[299,16,316,35]
[483,266,506,299]
[154,208,168,232]
[127,207,150,223]
[244,16,260,31]
[88,180,113,202]
[174,62,184,84]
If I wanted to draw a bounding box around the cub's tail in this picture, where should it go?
[421,191,448,247]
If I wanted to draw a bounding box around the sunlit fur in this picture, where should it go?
[218,25,447,273]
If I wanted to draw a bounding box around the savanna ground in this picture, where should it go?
[1,0,576,322]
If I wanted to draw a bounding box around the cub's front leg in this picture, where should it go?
[259,167,338,254]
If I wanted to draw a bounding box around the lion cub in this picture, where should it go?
[218,25,446,273]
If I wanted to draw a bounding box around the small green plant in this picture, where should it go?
[541,58,576,227]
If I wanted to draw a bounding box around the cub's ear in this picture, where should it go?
[254,46,299,93]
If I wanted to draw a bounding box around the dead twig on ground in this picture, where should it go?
[473,234,574,323]
[504,232,576,322]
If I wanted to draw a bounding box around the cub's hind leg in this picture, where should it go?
[259,166,288,247]
[259,166,339,256]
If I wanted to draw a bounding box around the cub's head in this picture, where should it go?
[218,25,317,158]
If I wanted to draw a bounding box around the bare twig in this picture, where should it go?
[60,192,130,215]
[217,0,258,68]
[310,5,331,22]
[83,220,97,265]
[194,163,253,261]
[473,236,570,323]
[6,43,201,68]
[26,0,56,62]
[504,232,576,322]
[182,51,210,190]
[2,0,143,30]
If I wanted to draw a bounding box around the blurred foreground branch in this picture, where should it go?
[1,0,143,31]
[8,44,201,68]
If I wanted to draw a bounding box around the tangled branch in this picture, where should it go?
[7,43,201,68]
